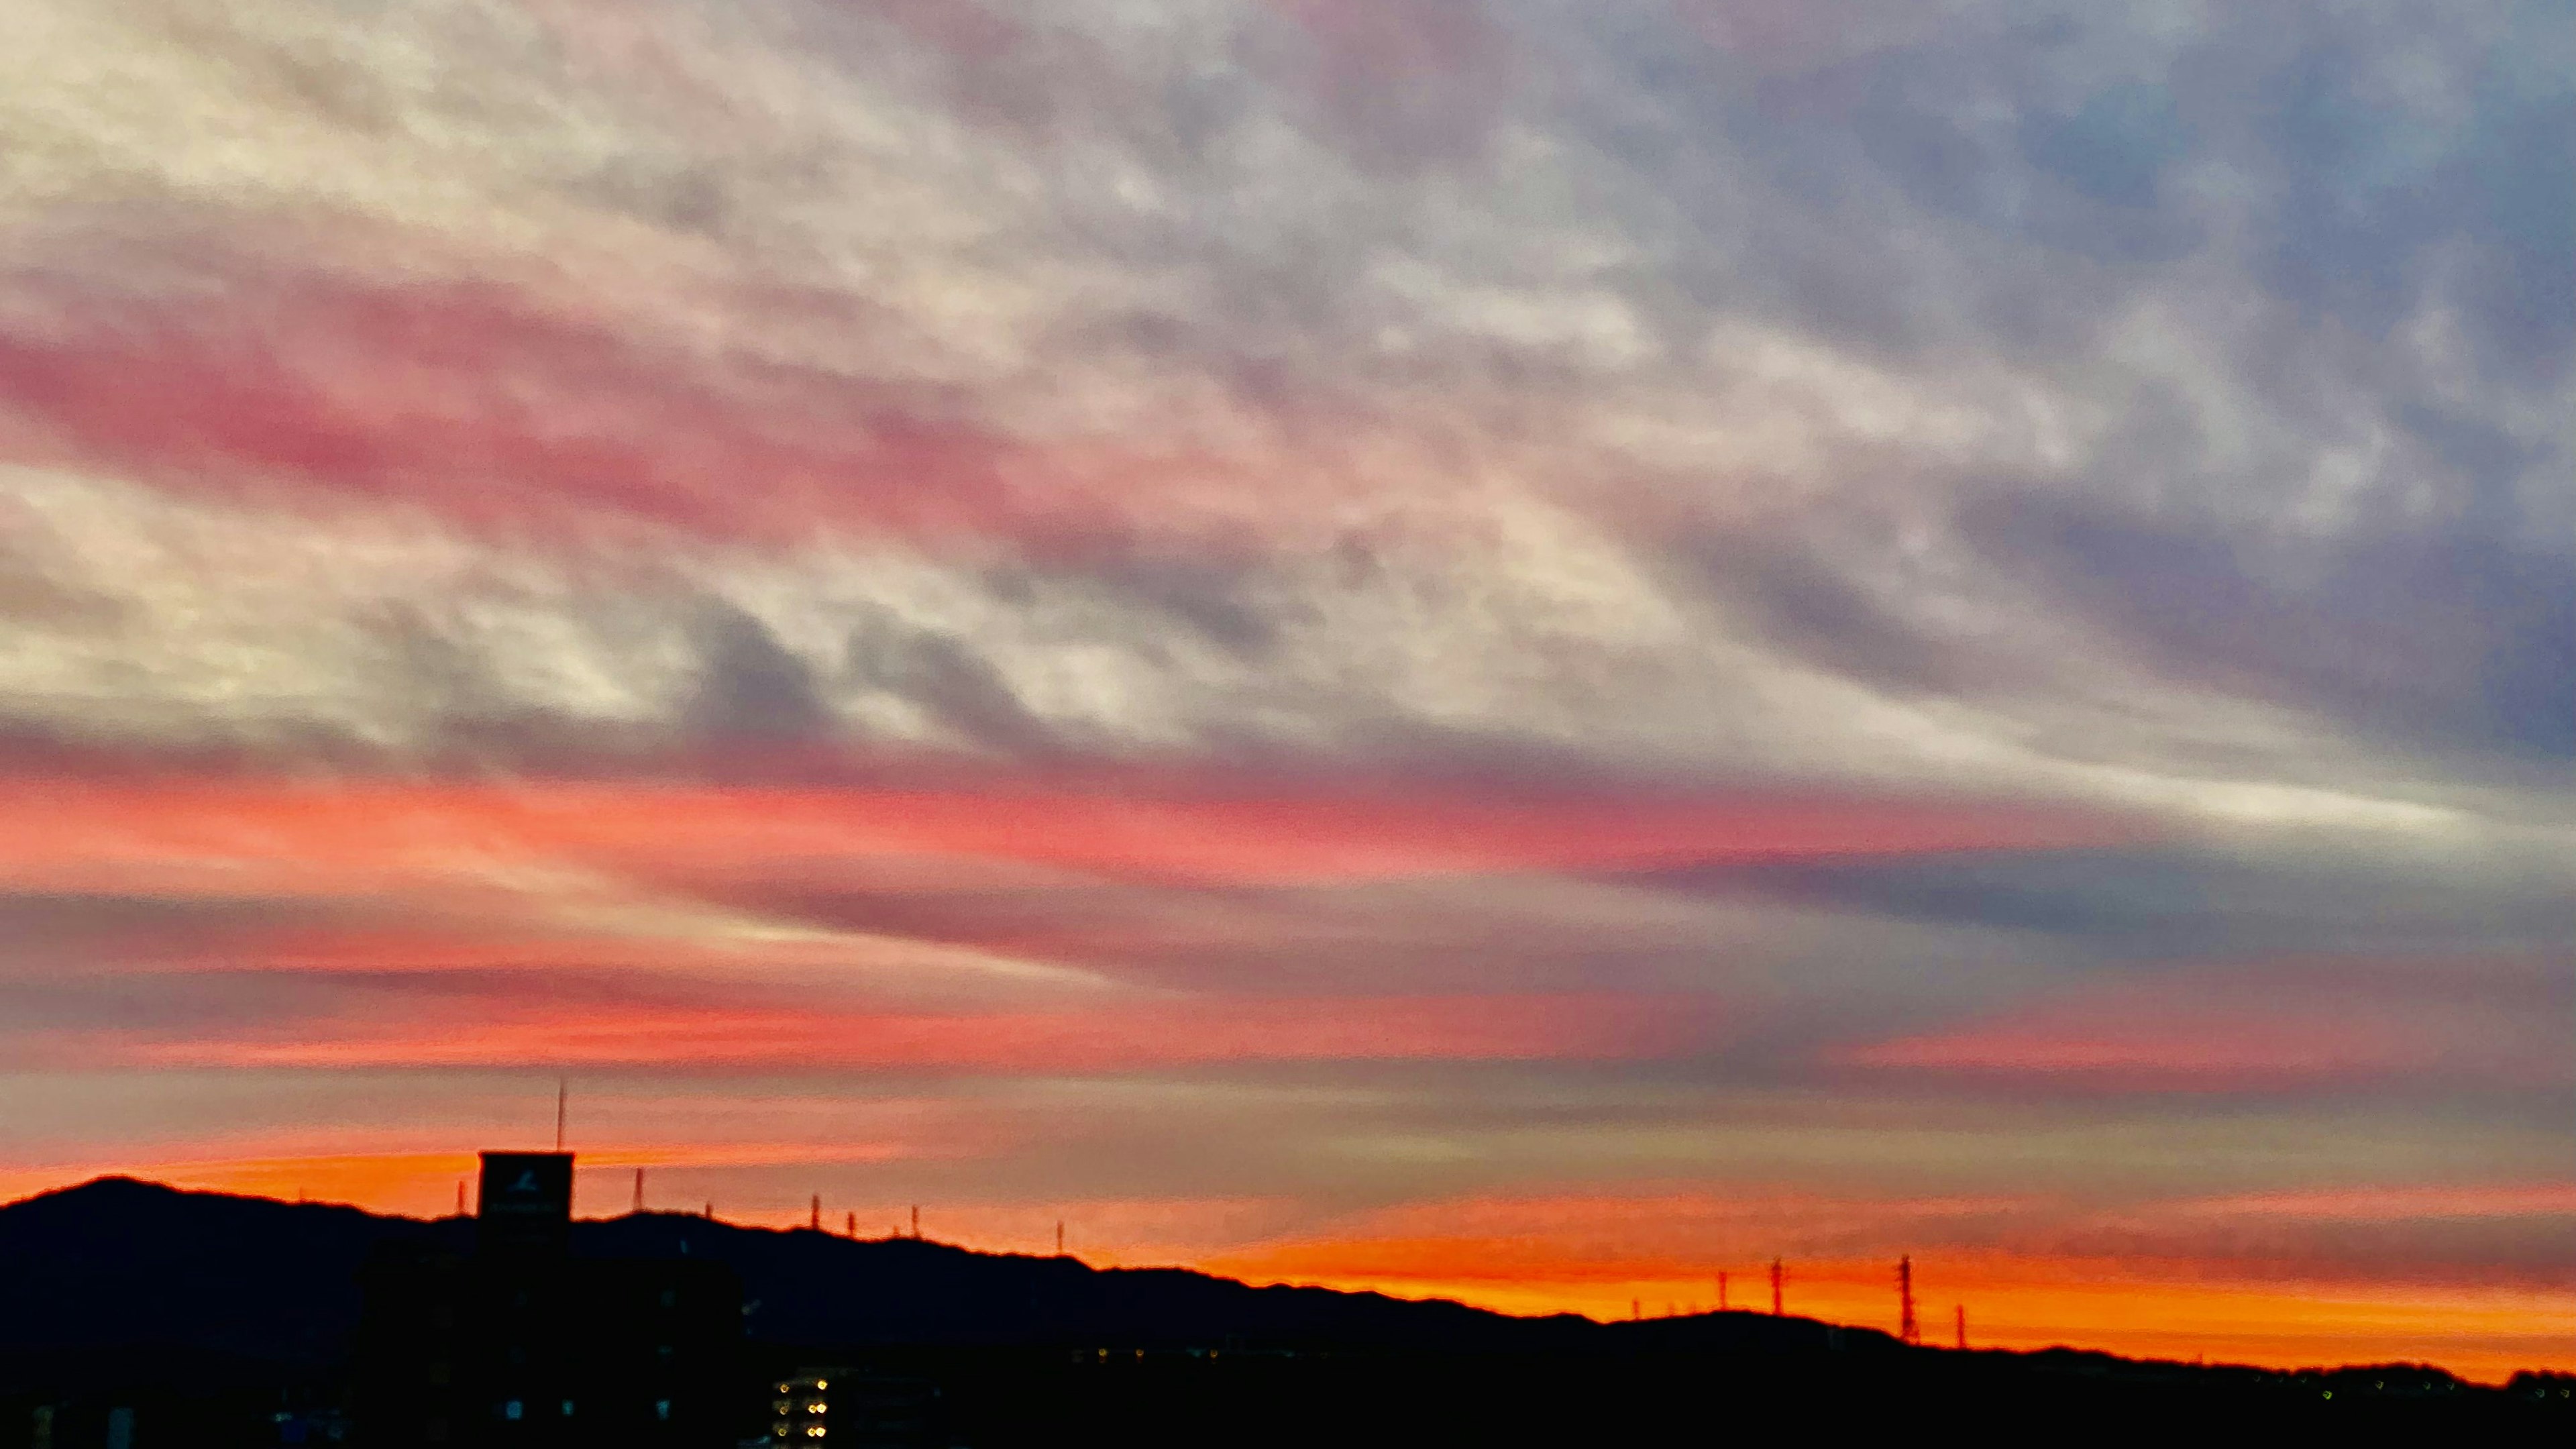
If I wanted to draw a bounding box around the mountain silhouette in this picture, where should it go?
[0,1177,1866,1368]
[6,1176,2569,1444]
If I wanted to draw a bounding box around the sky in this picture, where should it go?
[1,0,2571,1381]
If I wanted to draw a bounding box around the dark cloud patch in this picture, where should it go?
[684,604,835,744]
[1963,493,2576,761]
[1095,557,1283,660]
[2459,83,2576,372]
[841,608,1062,758]
[1670,532,1972,698]
[0,967,337,1042]
[2255,42,2459,340]
[2249,15,2574,372]
[2020,83,2190,210]
[0,894,317,959]
[1647,844,2576,958]
[1640,847,2225,947]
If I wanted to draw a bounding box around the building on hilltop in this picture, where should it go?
[352,1152,743,1446]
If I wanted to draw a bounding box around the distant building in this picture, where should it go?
[767,1371,834,1444]
[765,1368,943,1449]
[353,1152,743,1446]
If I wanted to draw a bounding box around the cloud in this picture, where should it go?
[3,0,2574,1377]
[1833,955,2573,1093]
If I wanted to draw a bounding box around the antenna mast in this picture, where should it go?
[1770,1258,1783,1316]
[553,1078,568,1152]
[1898,1256,1919,1345]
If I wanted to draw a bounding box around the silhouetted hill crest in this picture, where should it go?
[1,1177,1862,1373]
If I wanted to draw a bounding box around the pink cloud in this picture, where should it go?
[64,990,1695,1072]
[0,261,1231,550]
[0,775,2133,898]
[1834,959,2571,1091]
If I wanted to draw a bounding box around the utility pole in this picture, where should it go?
[554,1079,567,1152]
[1770,1258,1783,1316]
[1898,1256,1919,1345]
[1955,1304,1967,1350]
[633,1169,645,1214]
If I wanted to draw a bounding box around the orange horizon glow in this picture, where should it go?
[4,1157,2567,1385]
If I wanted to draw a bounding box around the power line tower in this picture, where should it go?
[1769,1258,1784,1316]
[1897,1256,1919,1345]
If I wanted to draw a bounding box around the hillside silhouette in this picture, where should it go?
[5,1177,2571,1444]
[0,1177,1864,1364]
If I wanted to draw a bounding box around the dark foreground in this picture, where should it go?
[4,1177,2570,1445]
[7,1342,2573,1446]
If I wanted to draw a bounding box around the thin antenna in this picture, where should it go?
[1057,1221,1065,1255]
[1718,1271,1728,1311]
[554,1078,568,1152]
[633,1169,645,1214]
[1770,1258,1783,1316]
[1898,1256,1919,1345]
[811,1195,822,1231]
[1955,1304,1967,1351]
[911,1204,920,1239]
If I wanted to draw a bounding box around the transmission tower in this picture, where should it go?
[1898,1256,1919,1344]
[1769,1258,1783,1316]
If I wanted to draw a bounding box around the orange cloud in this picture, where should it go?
[0,775,2127,897]
[62,991,1697,1072]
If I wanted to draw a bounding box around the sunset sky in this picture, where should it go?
[3,0,2571,1381]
